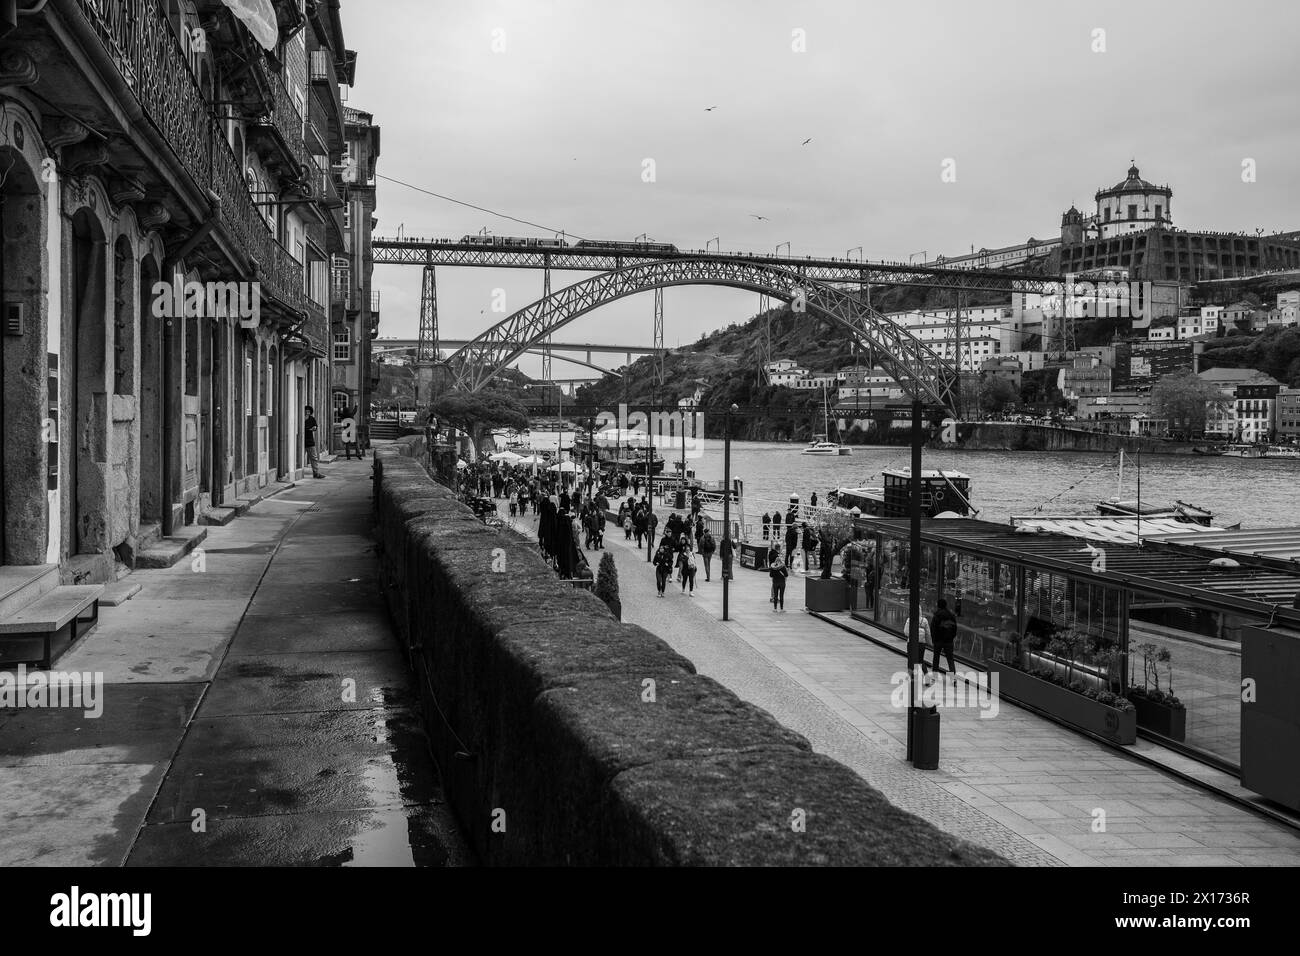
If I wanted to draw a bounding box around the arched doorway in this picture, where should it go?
[0,144,46,565]
[70,208,108,555]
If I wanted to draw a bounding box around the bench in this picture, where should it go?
[0,585,104,668]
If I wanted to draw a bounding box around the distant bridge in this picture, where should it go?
[372,237,1061,294]
[373,237,1065,411]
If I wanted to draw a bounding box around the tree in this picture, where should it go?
[979,376,1020,415]
[1151,370,1219,437]
[431,388,529,454]
[595,551,620,618]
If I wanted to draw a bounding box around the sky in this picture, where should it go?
[345,0,1300,381]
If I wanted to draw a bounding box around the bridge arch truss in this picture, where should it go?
[446,258,960,411]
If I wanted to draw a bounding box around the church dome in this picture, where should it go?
[1100,163,1170,196]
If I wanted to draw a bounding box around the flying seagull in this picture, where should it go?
[705,105,718,111]
[749,214,769,221]
[801,138,812,145]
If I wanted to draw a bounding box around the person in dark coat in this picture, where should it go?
[768,546,788,611]
[784,522,799,569]
[771,510,782,544]
[802,523,817,570]
[719,535,734,580]
[928,598,959,675]
[653,541,674,597]
[810,491,818,508]
[698,528,716,581]
[762,512,771,540]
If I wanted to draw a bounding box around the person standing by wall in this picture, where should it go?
[304,405,324,479]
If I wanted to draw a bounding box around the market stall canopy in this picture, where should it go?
[547,461,578,472]
[455,459,468,470]
[221,0,279,50]
[489,451,524,462]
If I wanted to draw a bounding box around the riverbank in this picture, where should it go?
[943,422,1202,456]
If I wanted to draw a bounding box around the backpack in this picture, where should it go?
[935,613,958,643]
[686,552,697,572]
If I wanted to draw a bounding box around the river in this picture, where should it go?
[680,441,1300,530]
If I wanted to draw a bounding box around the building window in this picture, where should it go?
[1128,204,1138,220]
[1155,204,1163,220]
[334,327,351,362]
[244,356,252,415]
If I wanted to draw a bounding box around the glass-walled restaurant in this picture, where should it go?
[845,518,1300,772]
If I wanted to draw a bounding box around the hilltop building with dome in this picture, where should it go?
[931,163,1300,283]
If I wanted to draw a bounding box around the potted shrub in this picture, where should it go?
[806,515,852,611]
[1127,642,1186,741]
[595,551,621,620]
[986,630,1137,746]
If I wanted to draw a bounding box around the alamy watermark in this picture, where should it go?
[151,278,260,328]
[1035,274,1154,320]
[0,665,104,718]
[890,666,999,718]
[595,402,707,459]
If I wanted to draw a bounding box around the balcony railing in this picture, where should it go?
[253,55,309,173]
[74,0,309,324]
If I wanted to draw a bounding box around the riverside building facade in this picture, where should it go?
[0,0,368,584]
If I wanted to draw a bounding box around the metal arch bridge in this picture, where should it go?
[445,258,962,411]
[371,237,1064,294]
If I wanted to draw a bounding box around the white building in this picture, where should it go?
[886,305,1021,371]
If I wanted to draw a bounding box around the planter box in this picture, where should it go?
[805,576,848,612]
[988,661,1136,745]
[1129,694,1186,741]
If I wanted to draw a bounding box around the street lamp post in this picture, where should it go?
[645,418,654,562]
[906,398,923,763]
[722,404,737,621]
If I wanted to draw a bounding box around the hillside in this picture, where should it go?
[574,284,1009,441]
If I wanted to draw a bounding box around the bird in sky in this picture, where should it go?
[705,105,718,111]
[801,138,812,146]
[749,214,769,221]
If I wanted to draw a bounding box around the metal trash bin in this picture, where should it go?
[674,489,687,509]
[911,706,941,769]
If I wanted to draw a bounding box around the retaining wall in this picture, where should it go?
[373,437,1007,866]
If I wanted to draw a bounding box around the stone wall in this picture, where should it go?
[948,423,1199,455]
[373,437,1007,866]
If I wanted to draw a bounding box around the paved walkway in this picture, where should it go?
[0,459,468,867]
[541,513,1300,866]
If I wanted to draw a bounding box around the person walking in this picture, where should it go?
[698,528,716,581]
[304,405,324,479]
[929,598,959,675]
[719,535,734,581]
[677,546,698,595]
[653,540,674,597]
[784,521,799,569]
[646,509,658,545]
[801,522,817,571]
[595,509,606,549]
[768,546,788,611]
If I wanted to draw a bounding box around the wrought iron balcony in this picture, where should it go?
[73,0,309,324]
[250,55,309,176]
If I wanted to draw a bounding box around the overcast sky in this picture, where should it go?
[346,0,1299,380]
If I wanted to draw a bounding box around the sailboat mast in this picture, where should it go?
[1117,448,1124,499]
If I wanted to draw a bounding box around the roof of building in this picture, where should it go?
[1198,367,1269,381]
[859,516,1300,622]
[1142,527,1300,573]
[1099,164,1171,197]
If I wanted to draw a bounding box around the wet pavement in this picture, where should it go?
[0,457,471,867]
